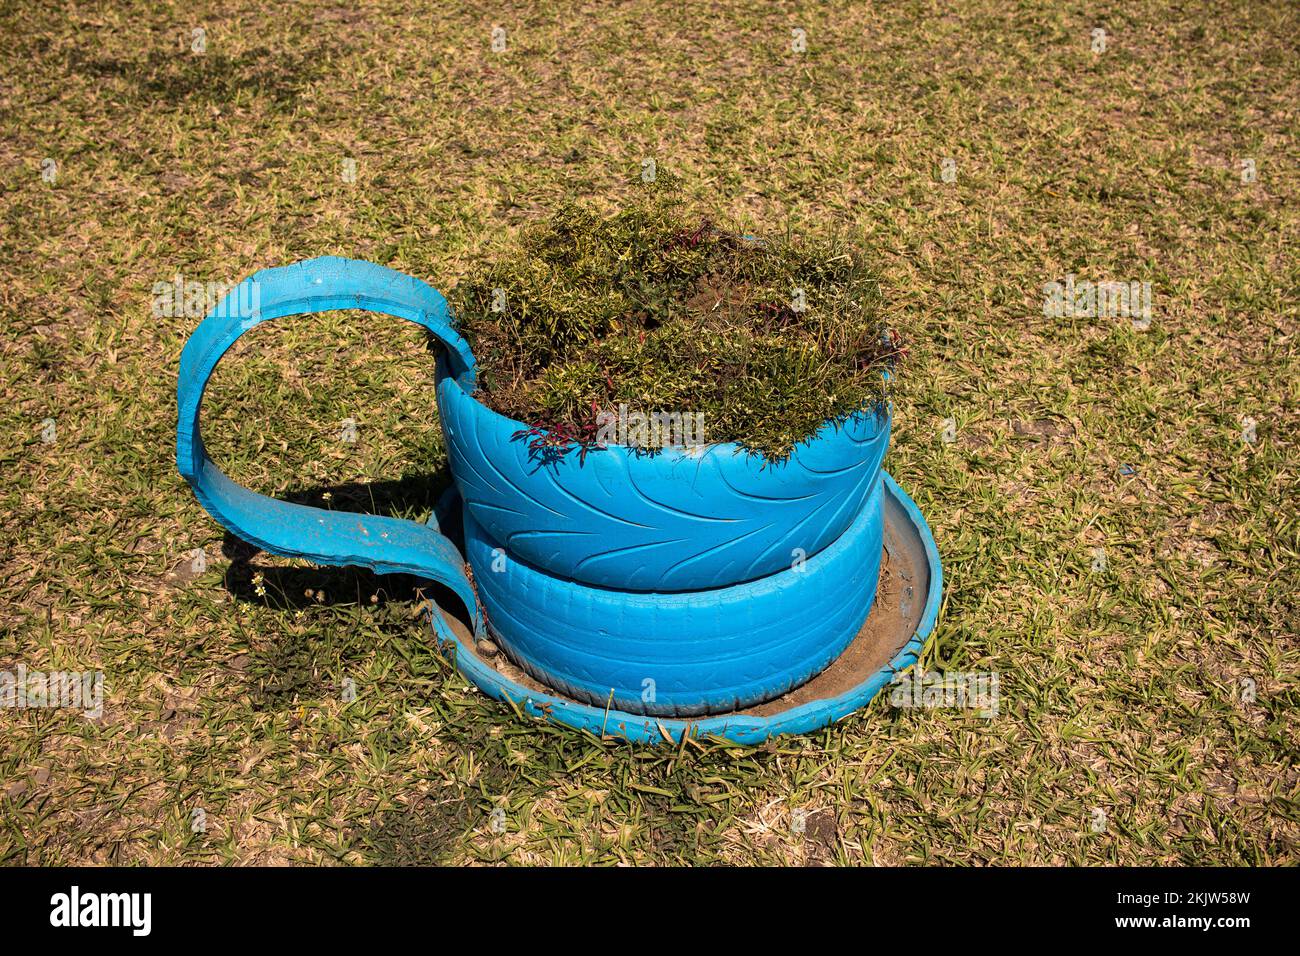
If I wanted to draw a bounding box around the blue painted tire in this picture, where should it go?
[465,476,886,716]
[437,472,942,745]
[438,370,890,592]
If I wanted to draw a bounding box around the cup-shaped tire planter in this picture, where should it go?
[439,361,893,715]
[177,257,896,722]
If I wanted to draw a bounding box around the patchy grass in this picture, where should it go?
[451,174,894,459]
[0,0,1296,865]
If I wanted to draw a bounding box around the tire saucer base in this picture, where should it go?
[430,472,942,745]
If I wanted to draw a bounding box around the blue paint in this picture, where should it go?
[176,257,944,741]
[465,477,886,716]
[438,472,943,744]
[440,369,890,591]
[176,257,481,631]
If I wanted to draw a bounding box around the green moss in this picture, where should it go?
[451,174,900,460]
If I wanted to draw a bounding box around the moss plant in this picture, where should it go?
[451,175,902,461]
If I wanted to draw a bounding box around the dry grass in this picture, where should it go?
[0,0,1296,865]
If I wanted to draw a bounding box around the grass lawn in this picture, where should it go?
[0,0,1295,865]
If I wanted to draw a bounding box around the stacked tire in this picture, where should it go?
[174,255,894,719]
[438,370,891,717]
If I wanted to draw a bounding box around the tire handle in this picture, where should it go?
[176,256,481,631]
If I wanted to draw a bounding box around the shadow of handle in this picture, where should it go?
[176,255,481,632]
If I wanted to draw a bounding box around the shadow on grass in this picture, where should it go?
[67,46,325,108]
[345,737,523,865]
[217,472,477,709]
[351,798,478,865]
[220,472,458,609]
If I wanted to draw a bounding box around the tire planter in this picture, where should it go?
[438,369,890,592]
[433,471,942,745]
[467,475,886,716]
[176,256,939,739]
